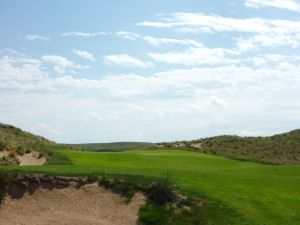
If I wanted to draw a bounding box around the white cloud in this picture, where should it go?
[103,54,152,68]
[139,12,300,50]
[138,12,300,34]
[244,54,300,66]
[1,54,300,142]
[236,32,300,52]
[41,54,89,73]
[245,0,300,12]
[61,32,107,37]
[42,55,74,67]
[148,47,237,66]
[37,123,63,135]
[72,49,95,61]
[115,31,140,40]
[90,111,120,121]
[143,36,203,47]
[3,55,300,99]
[0,56,46,83]
[42,55,74,73]
[26,34,49,41]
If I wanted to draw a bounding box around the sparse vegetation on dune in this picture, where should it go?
[0,123,59,164]
[0,123,56,153]
[157,129,300,164]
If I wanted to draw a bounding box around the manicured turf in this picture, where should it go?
[2,148,300,224]
[67,142,153,151]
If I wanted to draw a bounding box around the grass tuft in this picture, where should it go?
[147,172,177,205]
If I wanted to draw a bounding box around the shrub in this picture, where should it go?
[16,146,24,155]
[8,151,16,158]
[147,173,177,205]
[0,142,6,151]
[38,152,44,159]
[0,171,15,203]
[99,176,136,200]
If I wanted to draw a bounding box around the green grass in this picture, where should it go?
[67,142,153,151]
[2,148,300,224]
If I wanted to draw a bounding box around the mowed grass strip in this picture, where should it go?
[3,148,300,225]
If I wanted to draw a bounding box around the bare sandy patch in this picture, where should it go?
[16,152,46,166]
[190,143,203,149]
[0,150,46,166]
[0,150,9,158]
[0,180,145,225]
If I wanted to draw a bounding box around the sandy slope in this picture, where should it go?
[16,152,46,166]
[0,183,145,225]
[0,150,46,166]
[0,151,9,158]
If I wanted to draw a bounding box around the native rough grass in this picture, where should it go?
[0,123,56,155]
[159,129,300,164]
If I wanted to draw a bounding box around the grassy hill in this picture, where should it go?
[67,142,153,152]
[158,130,300,164]
[0,123,57,165]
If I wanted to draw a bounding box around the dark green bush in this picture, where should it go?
[99,176,136,199]
[0,171,15,203]
[0,142,6,151]
[147,173,177,205]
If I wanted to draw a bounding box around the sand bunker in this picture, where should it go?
[0,150,46,166]
[16,152,46,166]
[0,178,145,225]
[0,151,9,158]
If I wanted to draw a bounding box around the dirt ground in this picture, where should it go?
[0,182,145,225]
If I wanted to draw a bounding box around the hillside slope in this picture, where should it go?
[158,130,300,164]
[0,123,56,165]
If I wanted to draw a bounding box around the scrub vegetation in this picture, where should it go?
[158,129,300,164]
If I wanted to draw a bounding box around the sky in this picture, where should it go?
[1,0,300,143]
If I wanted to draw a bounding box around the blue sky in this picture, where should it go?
[1,0,300,143]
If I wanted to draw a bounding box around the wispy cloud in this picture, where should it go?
[26,34,49,41]
[72,49,95,61]
[115,31,140,40]
[139,12,300,50]
[144,36,203,47]
[41,54,89,73]
[37,123,63,135]
[2,54,300,141]
[103,54,152,68]
[148,47,236,66]
[61,32,107,37]
[236,32,300,52]
[138,12,300,34]
[245,0,300,12]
